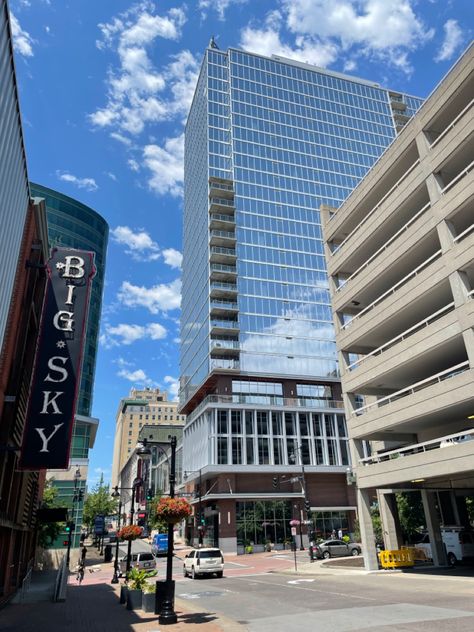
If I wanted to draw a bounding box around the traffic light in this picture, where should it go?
[63,540,69,546]
[146,488,153,501]
[65,521,74,533]
[201,516,205,525]
[272,476,278,489]
[304,500,311,513]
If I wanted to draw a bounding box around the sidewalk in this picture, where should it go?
[0,546,241,632]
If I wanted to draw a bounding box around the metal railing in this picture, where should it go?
[210,212,235,223]
[342,249,442,330]
[210,229,235,240]
[210,263,237,274]
[210,319,239,329]
[330,159,420,252]
[336,201,431,292]
[210,197,235,208]
[211,246,236,257]
[453,223,474,243]
[210,300,238,310]
[210,281,237,292]
[210,358,240,370]
[353,361,470,417]
[359,428,474,466]
[210,339,240,350]
[440,161,474,196]
[347,301,455,371]
[18,559,34,602]
[429,98,474,149]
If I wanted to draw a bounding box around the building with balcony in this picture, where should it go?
[180,44,423,553]
[322,43,474,569]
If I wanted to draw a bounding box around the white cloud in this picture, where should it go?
[143,134,184,196]
[162,248,182,269]
[240,10,338,68]
[118,367,153,384]
[164,375,179,401]
[10,12,34,57]
[56,171,98,192]
[111,225,160,260]
[106,171,117,181]
[435,19,463,62]
[101,321,167,347]
[90,3,198,137]
[198,0,248,21]
[128,158,140,171]
[118,278,181,313]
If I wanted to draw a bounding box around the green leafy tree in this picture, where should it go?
[37,479,64,547]
[465,496,474,526]
[396,492,425,543]
[82,475,117,528]
[353,503,383,545]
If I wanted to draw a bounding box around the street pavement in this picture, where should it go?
[3,543,474,631]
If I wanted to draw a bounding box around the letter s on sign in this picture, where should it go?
[44,356,68,383]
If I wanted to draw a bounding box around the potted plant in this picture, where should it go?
[126,568,156,610]
[155,497,192,524]
[117,524,143,541]
[141,581,156,613]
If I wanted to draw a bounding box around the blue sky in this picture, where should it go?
[9,0,472,486]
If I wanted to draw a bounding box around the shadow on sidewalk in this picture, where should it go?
[177,611,219,625]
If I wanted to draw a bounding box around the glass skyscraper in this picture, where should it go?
[180,46,422,553]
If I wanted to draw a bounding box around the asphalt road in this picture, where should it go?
[174,568,474,632]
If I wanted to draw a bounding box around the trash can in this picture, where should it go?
[104,544,113,562]
[155,580,175,614]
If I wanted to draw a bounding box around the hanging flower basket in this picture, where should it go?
[289,519,300,527]
[155,497,192,524]
[117,525,143,541]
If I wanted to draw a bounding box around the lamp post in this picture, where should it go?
[125,476,143,576]
[290,446,311,550]
[110,487,122,584]
[66,467,81,569]
[159,435,178,626]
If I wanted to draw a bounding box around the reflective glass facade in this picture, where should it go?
[181,48,422,406]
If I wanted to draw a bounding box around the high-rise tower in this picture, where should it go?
[180,46,422,553]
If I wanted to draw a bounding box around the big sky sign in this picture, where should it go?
[19,248,95,469]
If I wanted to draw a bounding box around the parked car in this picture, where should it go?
[313,539,361,559]
[104,531,117,544]
[183,548,224,579]
[118,551,156,576]
[416,528,474,566]
[151,533,168,557]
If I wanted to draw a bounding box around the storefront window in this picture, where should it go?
[235,500,293,546]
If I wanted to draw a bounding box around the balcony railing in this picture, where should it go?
[210,320,239,330]
[209,212,235,223]
[210,358,240,370]
[342,249,443,331]
[429,98,474,149]
[210,263,237,274]
[347,301,455,371]
[210,281,237,292]
[210,197,235,208]
[186,393,345,424]
[359,428,474,466]
[336,201,431,292]
[210,229,235,240]
[210,300,238,310]
[453,223,474,244]
[330,159,420,252]
[353,361,470,417]
[210,339,240,350]
[441,161,474,196]
[211,246,236,257]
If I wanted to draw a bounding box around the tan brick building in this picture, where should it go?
[111,388,186,487]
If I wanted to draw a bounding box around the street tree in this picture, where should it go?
[82,474,117,528]
[37,478,64,547]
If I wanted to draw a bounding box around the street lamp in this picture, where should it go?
[66,467,82,569]
[110,486,122,584]
[289,446,311,550]
[134,436,178,625]
[184,469,203,547]
[126,476,143,576]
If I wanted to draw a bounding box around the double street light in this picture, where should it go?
[110,477,143,581]
[289,445,311,550]
[184,469,203,546]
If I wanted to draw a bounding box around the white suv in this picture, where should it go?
[183,548,224,579]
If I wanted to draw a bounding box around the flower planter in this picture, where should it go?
[155,497,192,525]
[119,584,128,605]
[142,591,155,613]
[126,588,142,611]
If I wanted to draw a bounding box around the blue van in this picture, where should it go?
[151,533,168,556]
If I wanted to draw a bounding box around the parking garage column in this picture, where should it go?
[378,491,403,550]
[421,490,448,566]
[357,488,379,571]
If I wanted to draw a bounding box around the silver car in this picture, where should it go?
[118,551,156,576]
[313,539,361,559]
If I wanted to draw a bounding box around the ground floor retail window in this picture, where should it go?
[236,500,294,546]
[311,510,350,540]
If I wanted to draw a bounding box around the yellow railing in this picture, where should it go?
[378,549,415,568]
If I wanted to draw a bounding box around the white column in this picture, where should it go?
[357,488,379,571]
[421,490,447,566]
